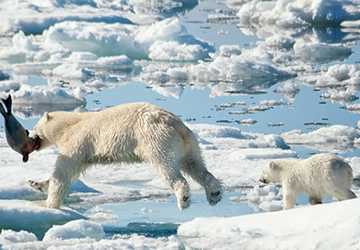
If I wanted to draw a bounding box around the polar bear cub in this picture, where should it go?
[260,153,356,209]
[29,103,223,209]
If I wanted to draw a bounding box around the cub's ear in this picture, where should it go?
[44,112,53,121]
[269,161,280,170]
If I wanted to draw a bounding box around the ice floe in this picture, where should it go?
[282,125,360,151]
[41,18,211,60]
[294,41,352,63]
[0,200,85,238]
[43,220,104,241]
[236,0,360,30]
[178,197,360,250]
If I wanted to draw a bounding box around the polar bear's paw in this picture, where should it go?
[174,181,191,210]
[206,180,223,206]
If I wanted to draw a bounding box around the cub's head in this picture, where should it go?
[259,161,282,184]
[31,112,56,150]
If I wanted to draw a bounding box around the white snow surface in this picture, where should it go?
[178,197,360,250]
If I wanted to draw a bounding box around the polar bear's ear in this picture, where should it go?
[269,162,280,170]
[44,112,53,121]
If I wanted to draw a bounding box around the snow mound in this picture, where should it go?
[294,41,351,63]
[0,200,85,237]
[43,220,104,241]
[0,230,38,245]
[178,198,360,250]
[282,125,360,151]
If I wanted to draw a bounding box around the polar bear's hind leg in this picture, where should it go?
[182,156,223,206]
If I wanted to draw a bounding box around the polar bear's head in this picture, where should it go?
[259,161,282,184]
[32,112,56,150]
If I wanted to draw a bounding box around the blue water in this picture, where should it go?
[86,191,255,237]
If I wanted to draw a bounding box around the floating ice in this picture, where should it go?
[11,85,86,106]
[294,41,352,63]
[140,52,294,97]
[218,45,242,57]
[274,81,300,100]
[52,63,95,80]
[42,18,212,60]
[149,41,208,61]
[43,220,105,241]
[236,0,358,30]
[189,124,290,150]
[0,81,21,93]
[0,200,85,238]
[282,125,360,151]
[238,118,257,125]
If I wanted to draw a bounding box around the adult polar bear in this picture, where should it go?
[28,103,223,209]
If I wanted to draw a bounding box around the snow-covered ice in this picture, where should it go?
[43,220,104,241]
[0,200,85,238]
[282,125,360,151]
[178,197,360,250]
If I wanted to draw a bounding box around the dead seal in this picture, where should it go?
[0,95,40,162]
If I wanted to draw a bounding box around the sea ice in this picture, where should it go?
[178,197,360,250]
[43,220,105,241]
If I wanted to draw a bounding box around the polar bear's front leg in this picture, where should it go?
[46,155,80,209]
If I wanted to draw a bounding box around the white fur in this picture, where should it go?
[260,153,356,209]
[32,103,223,209]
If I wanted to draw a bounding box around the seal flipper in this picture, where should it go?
[22,153,29,163]
[1,95,12,114]
[0,103,6,117]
